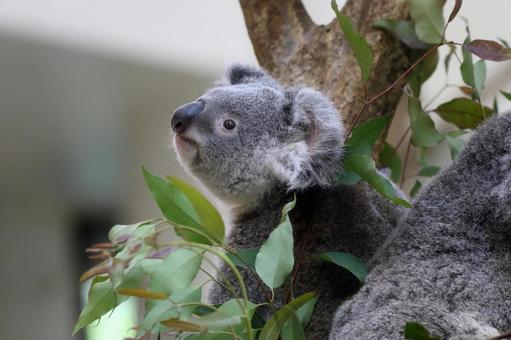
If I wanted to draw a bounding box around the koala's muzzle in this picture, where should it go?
[171,100,204,134]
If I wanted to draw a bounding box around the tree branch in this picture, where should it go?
[239,0,314,70]
[239,0,412,138]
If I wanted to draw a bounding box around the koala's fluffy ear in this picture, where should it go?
[222,64,281,89]
[272,87,345,190]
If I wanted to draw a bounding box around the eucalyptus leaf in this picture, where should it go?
[410,180,422,198]
[344,154,411,208]
[463,39,511,62]
[227,248,259,270]
[460,38,486,93]
[144,248,203,295]
[373,19,430,49]
[281,310,306,340]
[143,168,209,244]
[295,296,318,328]
[318,252,368,283]
[445,130,469,159]
[167,176,224,243]
[404,322,441,340]
[337,116,391,186]
[346,116,392,156]
[501,90,511,101]
[280,195,297,223]
[379,143,402,183]
[418,166,440,177]
[255,215,294,289]
[435,98,492,129]
[331,0,373,81]
[188,312,242,331]
[408,50,439,97]
[74,263,145,334]
[447,0,463,23]
[493,96,499,115]
[473,60,486,91]
[259,292,316,340]
[409,0,446,44]
[141,286,201,332]
[73,277,116,335]
[408,96,444,147]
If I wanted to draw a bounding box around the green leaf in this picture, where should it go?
[74,263,145,334]
[144,248,203,295]
[409,180,422,198]
[187,312,242,332]
[167,176,225,243]
[294,296,317,328]
[143,167,209,244]
[338,116,391,185]
[445,130,468,159]
[141,286,201,332]
[418,166,440,177]
[169,299,256,338]
[280,195,297,223]
[338,115,410,207]
[409,0,446,44]
[346,116,392,156]
[331,1,373,81]
[493,96,499,115]
[281,310,306,340]
[109,221,146,244]
[460,38,487,93]
[373,19,430,49]
[501,90,511,101]
[473,60,487,91]
[404,322,441,340]
[408,96,444,147]
[318,252,368,283]
[74,277,116,335]
[435,98,493,129]
[255,216,294,289]
[463,39,511,62]
[379,143,402,183]
[408,50,439,97]
[344,154,412,208]
[213,299,256,334]
[259,292,316,340]
[227,248,259,270]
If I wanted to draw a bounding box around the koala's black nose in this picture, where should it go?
[171,100,205,134]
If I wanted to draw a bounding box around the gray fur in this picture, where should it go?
[171,64,404,337]
[330,113,511,339]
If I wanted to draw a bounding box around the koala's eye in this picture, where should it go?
[223,119,236,130]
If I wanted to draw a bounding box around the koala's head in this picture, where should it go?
[171,64,344,207]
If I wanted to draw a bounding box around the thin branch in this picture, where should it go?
[345,43,442,141]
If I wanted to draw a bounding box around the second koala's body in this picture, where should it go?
[330,113,511,339]
[171,65,403,337]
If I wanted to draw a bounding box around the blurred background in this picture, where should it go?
[0,1,510,339]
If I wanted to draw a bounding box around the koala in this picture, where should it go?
[330,113,511,339]
[170,64,404,338]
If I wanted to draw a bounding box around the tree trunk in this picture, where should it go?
[239,0,411,133]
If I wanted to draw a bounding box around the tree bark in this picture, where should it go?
[239,0,411,132]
